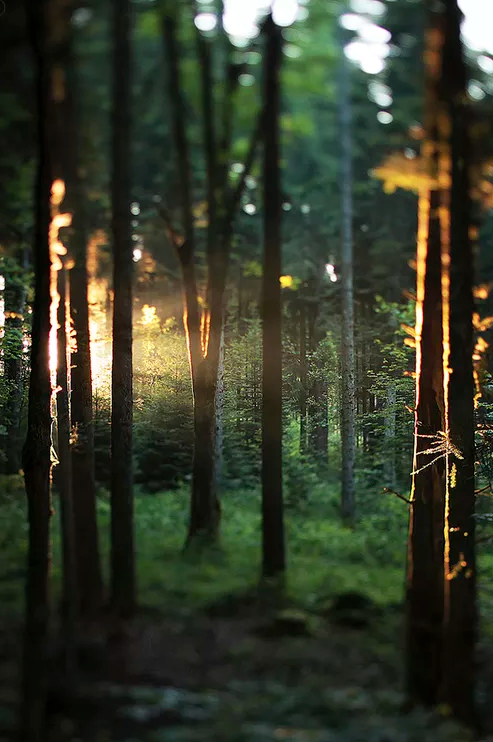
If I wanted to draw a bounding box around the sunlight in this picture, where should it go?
[221,0,299,43]
[49,179,72,388]
[459,0,493,54]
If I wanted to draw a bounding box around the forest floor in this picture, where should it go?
[1,481,493,741]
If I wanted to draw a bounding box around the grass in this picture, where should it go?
[2,478,493,741]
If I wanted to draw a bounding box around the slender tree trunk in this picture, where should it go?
[63,32,103,618]
[20,2,52,737]
[339,50,355,522]
[406,189,446,707]
[214,325,225,491]
[110,0,135,617]
[299,298,307,457]
[440,0,476,721]
[261,15,285,578]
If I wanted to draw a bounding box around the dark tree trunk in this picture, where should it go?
[299,298,307,457]
[440,0,476,722]
[339,47,355,523]
[261,15,285,578]
[63,32,103,618]
[20,1,52,737]
[110,0,135,617]
[4,256,27,474]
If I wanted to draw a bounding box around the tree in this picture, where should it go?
[110,0,135,617]
[406,0,476,721]
[261,14,285,578]
[339,45,356,523]
[161,5,261,545]
[63,25,103,619]
[20,1,53,737]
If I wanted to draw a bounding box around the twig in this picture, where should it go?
[382,487,412,505]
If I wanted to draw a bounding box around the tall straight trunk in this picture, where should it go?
[261,15,285,578]
[299,298,307,457]
[406,189,445,706]
[339,50,355,522]
[110,0,135,616]
[4,256,27,474]
[64,32,103,618]
[214,325,225,492]
[20,1,52,738]
[440,0,476,721]
[55,266,77,680]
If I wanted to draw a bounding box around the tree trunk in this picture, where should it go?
[406,189,446,707]
[110,0,135,617]
[339,49,355,522]
[440,0,476,721]
[63,31,103,619]
[20,2,52,737]
[214,324,225,492]
[261,15,285,578]
[299,298,307,457]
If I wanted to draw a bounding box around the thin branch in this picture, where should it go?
[383,487,412,505]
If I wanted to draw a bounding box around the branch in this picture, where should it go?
[222,108,264,247]
[382,487,412,505]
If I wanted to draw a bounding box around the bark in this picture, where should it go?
[406,189,446,707]
[440,0,476,721]
[214,325,225,492]
[4,256,27,474]
[110,0,135,617]
[261,15,285,578]
[299,298,307,457]
[63,29,103,618]
[20,1,52,737]
[339,50,355,522]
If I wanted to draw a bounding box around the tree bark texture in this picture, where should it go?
[110,0,135,617]
[261,15,285,578]
[20,1,52,738]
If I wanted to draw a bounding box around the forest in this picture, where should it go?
[1,0,493,740]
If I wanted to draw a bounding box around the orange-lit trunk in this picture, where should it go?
[406,188,446,706]
[439,1,476,722]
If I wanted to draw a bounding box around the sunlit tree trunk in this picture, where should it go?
[20,1,52,737]
[406,1,476,721]
[339,50,355,522]
[110,0,135,617]
[63,33,103,619]
[440,0,476,721]
[261,15,285,578]
[406,188,446,707]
